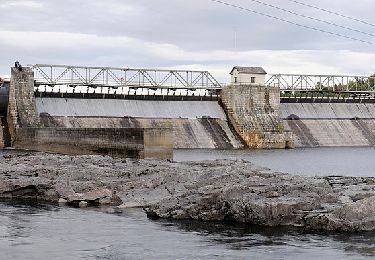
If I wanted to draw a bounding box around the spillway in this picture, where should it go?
[282,103,375,147]
[36,98,244,149]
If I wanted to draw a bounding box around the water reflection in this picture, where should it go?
[156,219,291,249]
[0,203,58,240]
[153,217,375,258]
[0,203,374,260]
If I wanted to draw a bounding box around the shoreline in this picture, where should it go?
[0,151,374,232]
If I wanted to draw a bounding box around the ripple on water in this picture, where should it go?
[0,203,374,260]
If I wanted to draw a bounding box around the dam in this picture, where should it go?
[35,98,242,150]
[1,64,375,158]
[282,103,375,147]
[0,65,247,159]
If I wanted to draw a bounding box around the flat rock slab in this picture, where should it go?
[66,189,122,206]
[67,189,112,202]
[0,152,374,232]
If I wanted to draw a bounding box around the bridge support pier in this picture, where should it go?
[220,84,293,149]
[7,67,40,144]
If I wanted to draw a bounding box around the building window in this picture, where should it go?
[251,77,256,84]
[234,77,237,83]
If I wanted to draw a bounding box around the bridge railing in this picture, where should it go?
[265,74,375,93]
[31,64,222,91]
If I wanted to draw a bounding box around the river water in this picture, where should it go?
[174,147,375,177]
[1,148,375,259]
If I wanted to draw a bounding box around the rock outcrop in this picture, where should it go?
[0,152,374,232]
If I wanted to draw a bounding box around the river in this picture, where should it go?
[1,148,374,259]
[0,203,374,260]
[174,147,375,177]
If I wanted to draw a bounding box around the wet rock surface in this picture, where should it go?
[1,152,375,232]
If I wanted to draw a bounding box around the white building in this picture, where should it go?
[230,66,267,85]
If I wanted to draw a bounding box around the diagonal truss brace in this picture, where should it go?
[32,64,223,90]
[266,74,375,92]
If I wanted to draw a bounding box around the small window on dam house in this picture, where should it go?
[251,77,256,84]
[234,77,238,83]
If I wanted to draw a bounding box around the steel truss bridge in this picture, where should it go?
[266,74,375,93]
[32,64,222,96]
[31,65,375,99]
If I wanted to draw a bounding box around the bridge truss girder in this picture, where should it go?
[32,64,222,91]
[266,74,375,93]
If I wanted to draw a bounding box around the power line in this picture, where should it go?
[247,0,374,37]
[209,0,373,45]
[286,0,375,27]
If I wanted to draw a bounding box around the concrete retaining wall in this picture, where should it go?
[143,128,174,159]
[13,127,173,159]
[282,103,375,147]
[38,115,243,149]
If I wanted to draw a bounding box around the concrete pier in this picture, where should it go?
[220,85,292,149]
[6,67,40,146]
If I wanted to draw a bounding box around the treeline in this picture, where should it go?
[315,74,375,92]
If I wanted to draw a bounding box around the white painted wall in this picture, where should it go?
[230,69,266,85]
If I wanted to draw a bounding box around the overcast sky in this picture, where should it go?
[0,0,374,82]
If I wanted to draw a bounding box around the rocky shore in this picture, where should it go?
[1,151,375,232]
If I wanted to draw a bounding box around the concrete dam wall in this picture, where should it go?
[6,65,375,154]
[282,103,375,147]
[36,99,227,119]
[36,98,243,149]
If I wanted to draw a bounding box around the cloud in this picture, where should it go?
[0,31,134,49]
[0,0,44,9]
[0,30,374,81]
[0,0,374,81]
[1,0,372,50]
[90,1,142,16]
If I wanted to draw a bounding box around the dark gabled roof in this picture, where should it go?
[230,66,267,75]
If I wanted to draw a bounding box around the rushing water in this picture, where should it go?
[1,148,375,259]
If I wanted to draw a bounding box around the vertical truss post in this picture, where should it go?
[31,64,223,96]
